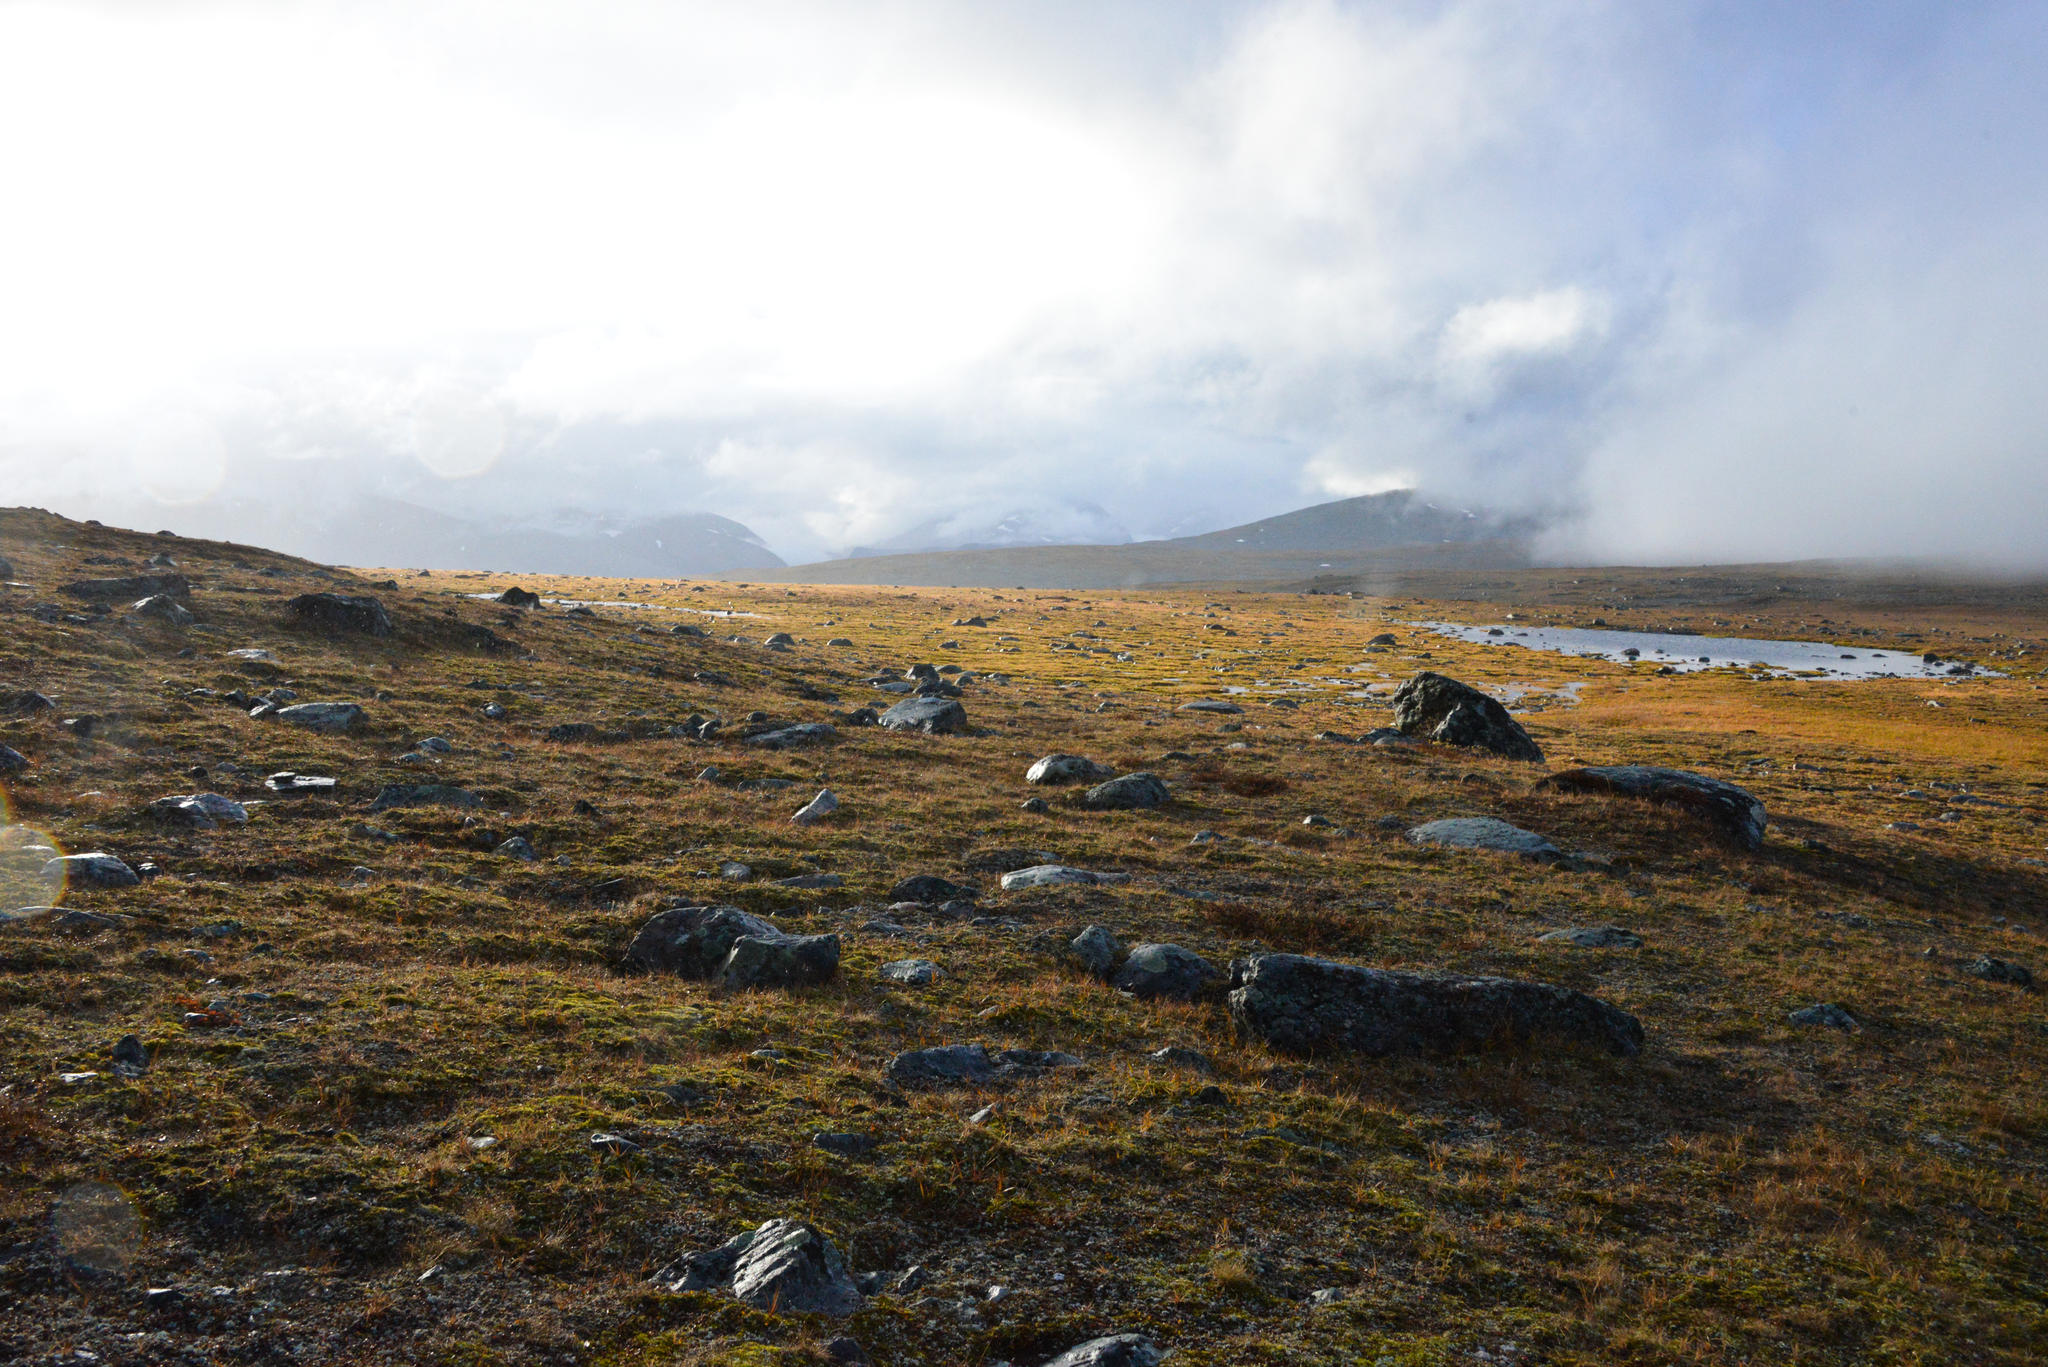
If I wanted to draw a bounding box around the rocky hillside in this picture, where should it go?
[1,506,2043,1366]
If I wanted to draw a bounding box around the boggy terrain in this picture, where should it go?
[1,505,2044,1366]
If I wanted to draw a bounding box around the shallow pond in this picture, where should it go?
[1410,622,1992,679]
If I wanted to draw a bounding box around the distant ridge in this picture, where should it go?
[742,489,1537,588]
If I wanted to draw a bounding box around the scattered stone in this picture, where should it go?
[1227,953,1644,1057]
[42,852,140,890]
[1081,772,1170,811]
[1391,672,1544,762]
[880,958,941,986]
[877,696,969,735]
[1000,864,1129,891]
[1538,925,1643,948]
[285,592,391,636]
[1967,957,2032,987]
[1789,1002,1859,1030]
[1026,754,1118,785]
[747,722,838,749]
[1408,817,1560,860]
[1071,925,1125,979]
[792,789,840,825]
[496,835,537,861]
[481,702,508,720]
[1537,765,1769,851]
[273,702,366,733]
[1113,943,1221,1001]
[368,784,482,814]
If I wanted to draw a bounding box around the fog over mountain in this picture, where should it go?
[2,1,2045,569]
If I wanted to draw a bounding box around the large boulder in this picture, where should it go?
[285,592,392,637]
[1227,953,1643,1058]
[61,573,190,603]
[653,1218,862,1317]
[1390,672,1544,762]
[1081,773,1170,811]
[1113,943,1220,1001]
[41,852,140,891]
[1026,754,1117,786]
[877,696,968,735]
[273,702,365,733]
[626,905,781,977]
[1536,765,1768,851]
[1407,817,1559,860]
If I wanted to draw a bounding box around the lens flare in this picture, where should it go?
[0,823,65,913]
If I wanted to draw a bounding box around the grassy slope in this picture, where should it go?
[1,507,2044,1366]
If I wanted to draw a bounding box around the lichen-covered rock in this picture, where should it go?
[285,592,392,636]
[1227,953,1643,1058]
[1113,943,1219,1001]
[1027,754,1117,785]
[1537,765,1768,851]
[1081,772,1170,811]
[1407,817,1559,860]
[877,696,968,735]
[1390,672,1544,762]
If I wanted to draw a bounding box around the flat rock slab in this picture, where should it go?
[1026,754,1118,785]
[1000,864,1131,891]
[1082,772,1170,811]
[877,696,969,734]
[368,784,481,814]
[1408,817,1559,860]
[286,592,392,636]
[264,772,336,796]
[274,702,366,733]
[747,723,838,749]
[1391,672,1544,762]
[1538,925,1643,948]
[1228,953,1643,1058]
[1537,765,1768,851]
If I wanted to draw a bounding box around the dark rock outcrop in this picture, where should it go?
[877,696,968,734]
[497,587,542,607]
[285,592,392,637]
[61,573,190,603]
[1227,953,1643,1058]
[1536,765,1768,851]
[625,903,840,989]
[1113,943,1220,1001]
[888,874,979,904]
[653,1218,863,1317]
[1390,672,1544,762]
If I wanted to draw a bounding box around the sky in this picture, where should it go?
[1,0,2044,566]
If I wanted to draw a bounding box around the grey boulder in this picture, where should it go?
[1227,953,1643,1058]
[149,793,248,830]
[1537,765,1768,851]
[274,702,366,734]
[41,852,141,891]
[1789,1002,1858,1030]
[1000,864,1129,891]
[723,932,842,990]
[877,696,968,735]
[1390,672,1544,762]
[626,903,839,989]
[879,958,941,986]
[653,1218,862,1318]
[1081,772,1170,811]
[1113,943,1220,1001]
[1070,924,1125,979]
[130,594,194,627]
[1408,817,1559,860]
[1027,754,1118,785]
